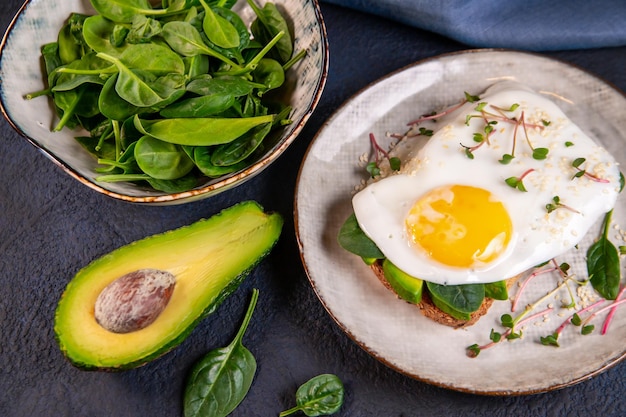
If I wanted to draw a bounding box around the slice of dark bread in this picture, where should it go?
[370,260,514,329]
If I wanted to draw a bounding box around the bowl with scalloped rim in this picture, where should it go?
[0,0,328,204]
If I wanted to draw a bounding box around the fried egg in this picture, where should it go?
[352,82,621,285]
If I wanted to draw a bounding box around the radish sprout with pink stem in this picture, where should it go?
[602,285,626,334]
[571,157,611,183]
[365,133,401,178]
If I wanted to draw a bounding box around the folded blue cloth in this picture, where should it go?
[322,0,626,51]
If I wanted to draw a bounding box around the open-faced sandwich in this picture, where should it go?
[338,81,622,328]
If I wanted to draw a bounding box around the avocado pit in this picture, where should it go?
[94,269,176,333]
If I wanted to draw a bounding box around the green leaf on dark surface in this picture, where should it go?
[183,289,259,417]
[279,374,345,417]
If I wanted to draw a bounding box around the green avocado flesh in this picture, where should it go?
[382,259,423,304]
[54,201,282,370]
[484,280,509,300]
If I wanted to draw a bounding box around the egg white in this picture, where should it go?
[353,82,621,285]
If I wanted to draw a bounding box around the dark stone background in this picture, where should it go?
[1,1,625,416]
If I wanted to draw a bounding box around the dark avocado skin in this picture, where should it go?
[54,201,283,371]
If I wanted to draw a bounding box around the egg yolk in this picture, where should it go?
[405,185,512,268]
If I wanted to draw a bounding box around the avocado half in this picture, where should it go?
[54,201,283,370]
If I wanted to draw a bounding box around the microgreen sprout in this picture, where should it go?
[505,168,535,192]
[418,127,434,136]
[565,141,574,147]
[366,133,401,178]
[466,307,553,357]
[465,92,481,103]
[462,101,548,161]
[601,285,626,334]
[461,140,486,159]
[469,258,588,356]
[533,148,550,160]
[511,260,570,312]
[406,93,477,126]
[499,154,514,164]
[540,299,605,347]
[580,297,626,332]
[474,120,498,144]
[545,196,581,214]
[489,328,502,343]
[389,125,434,140]
[571,312,583,326]
[581,324,595,335]
[491,103,520,113]
[539,333,559,347]
[571,157,610,183]
[518,112,550,161]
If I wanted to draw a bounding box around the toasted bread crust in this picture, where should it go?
[370,260,502,329]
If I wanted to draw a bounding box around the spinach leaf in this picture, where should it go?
[213,7,251,52]
[194,7,250,65]
[279,374,344,417]
[90,0,162,23]
[98,73,144,121]
[126,14,163,44]
[587,210,621,300]
[58,20,83,64]
[241,92,268,117]
[337,213,384,260]
[75,135,118,161]
[183,289,259,417]
[146,173,199,193]
[53,85,101,131]
[96,141,139,175]
[426,282,485,315]
[210,122,271,166]
[252,58,285,91]
[186,75,264,97]
[83,15,129,56]
[118,43,185,76]
[192,146,248,177]
[159,93,236,118]
[97,52,184,107]
[51,53,112,92]
[183,54,210,78]
[199,0,240,49]
[161,21,239,68]
[162,21,210,56]
[247,0,293,64]
[110,25,130,47]
[41,42,63,76]
[134,114,274,145]
[134,135,194,179]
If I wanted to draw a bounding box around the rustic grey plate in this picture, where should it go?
[295,49,626,395]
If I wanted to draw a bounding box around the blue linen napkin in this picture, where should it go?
[322,0,626,51]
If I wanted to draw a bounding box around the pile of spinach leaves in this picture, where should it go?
[28,0,304,193]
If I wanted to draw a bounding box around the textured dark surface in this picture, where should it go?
[1,1,626,416]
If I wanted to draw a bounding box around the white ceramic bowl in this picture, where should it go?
[0,0,328,204]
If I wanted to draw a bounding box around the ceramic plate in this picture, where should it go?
[0,0,328,204]
[295,50,626,395]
